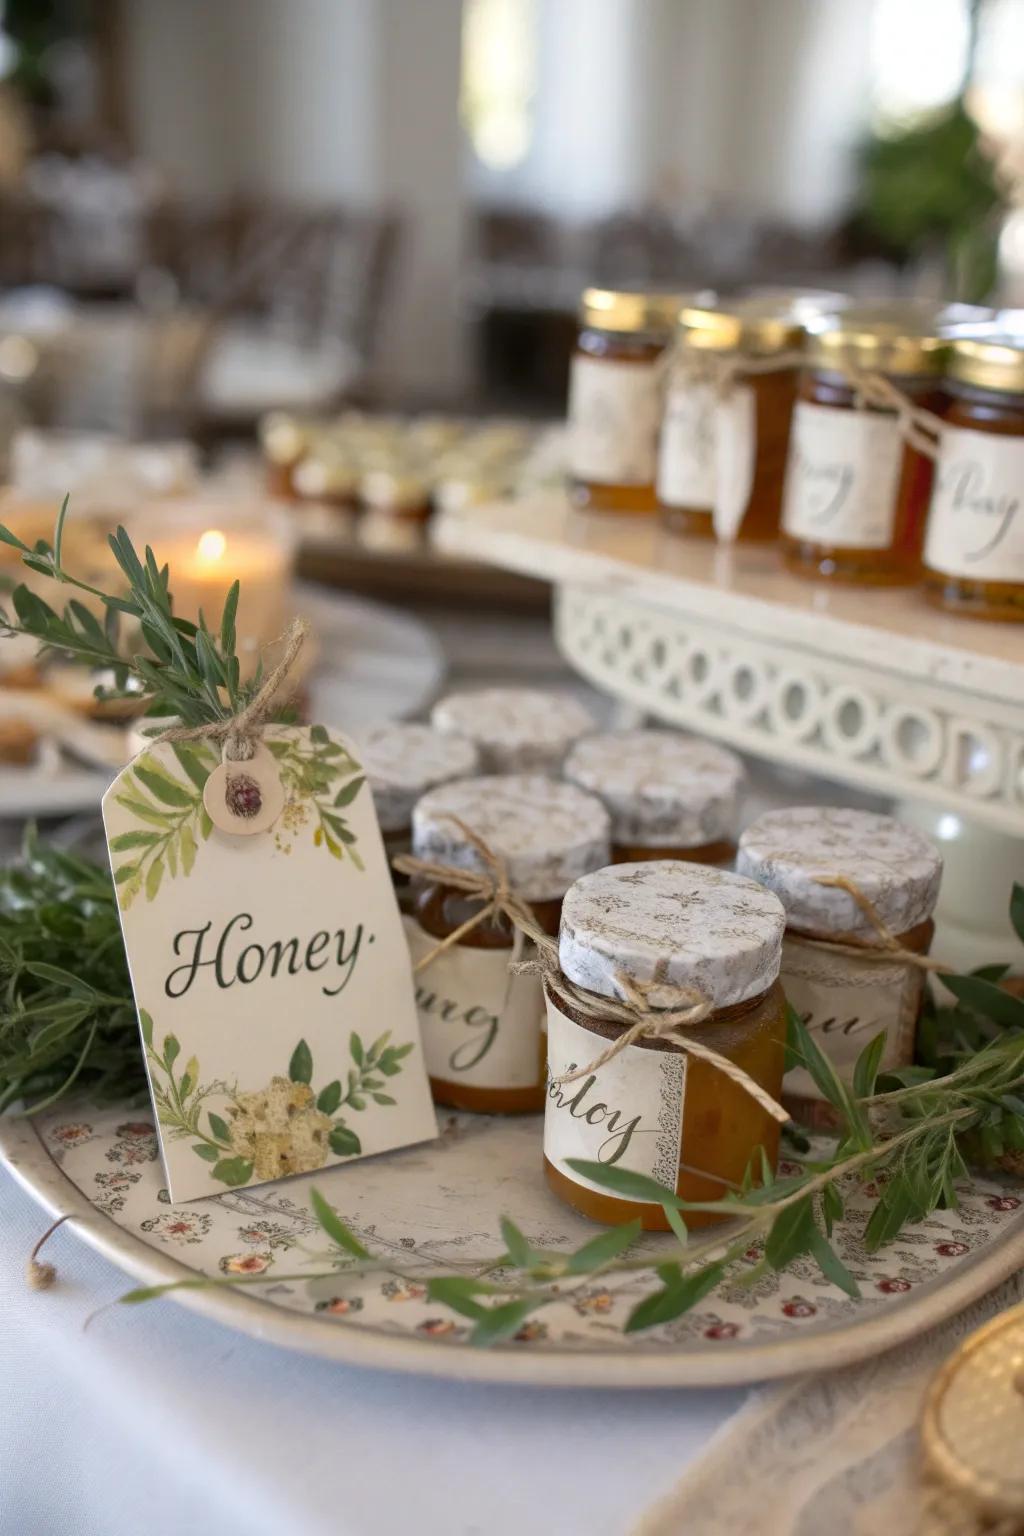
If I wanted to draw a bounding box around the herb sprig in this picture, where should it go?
[123,889,1024,1342]
[0,496,248,726]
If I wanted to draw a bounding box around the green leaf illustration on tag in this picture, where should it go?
[142,1022,408,1189]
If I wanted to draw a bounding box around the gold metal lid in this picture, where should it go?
[579,287,691,336]
[806,305,948,377]
[678,297,805,357]
[947,334,1024,393]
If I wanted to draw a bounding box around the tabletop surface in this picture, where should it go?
[0,1168,745,1536]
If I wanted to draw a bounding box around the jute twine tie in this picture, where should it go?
[792,875,953,976]
[664,343,946,459]
[156,619,308,763]
[394,822,789,1124]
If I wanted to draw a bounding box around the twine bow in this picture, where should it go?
[791,875,952,976]
[664,339,947,458]
[395,822,789,1124]
[157,619,308,762]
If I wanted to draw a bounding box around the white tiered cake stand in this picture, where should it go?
[434,493,1024,967]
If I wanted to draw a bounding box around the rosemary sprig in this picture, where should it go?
[122,888,1024,1343]
[0,826,141,1114]
[0,496,247,726]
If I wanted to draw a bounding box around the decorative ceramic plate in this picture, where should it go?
[4,1104,1024,1388]
[0,585,445,819]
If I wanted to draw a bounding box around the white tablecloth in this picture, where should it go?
[0,1168,745,1536]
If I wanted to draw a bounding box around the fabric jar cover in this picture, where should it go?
[558,861,786,1011]
[430,687,596,774]
[735,806,942,940]
[356,722,479,834]
[411,774,610,903]
[563,729,744,848]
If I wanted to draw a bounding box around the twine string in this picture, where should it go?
[664,341,946,458]
[792,875,952,976]
[156,619,308,763]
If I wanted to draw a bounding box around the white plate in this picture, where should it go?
[3,1104,1024,1388]
[0,585,446,819]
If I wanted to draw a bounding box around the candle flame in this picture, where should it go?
[196,528,227,564]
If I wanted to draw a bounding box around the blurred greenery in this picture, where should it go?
[854,101,1009,303]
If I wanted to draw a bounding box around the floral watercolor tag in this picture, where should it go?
[101,724,438,1201]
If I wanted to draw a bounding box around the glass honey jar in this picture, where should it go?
[659,299,804,543]
[781,310,946,585]
[431,686,596,775]
[737,806,942,1130]
[360,468,433,524]
[408,774,610,1113]
[923,334,1024,622]
[563,729,744,865]
[259,412,309,499]
[357,722,479,910]
[568,287,688,515]
[291,437,359,510]
[544,861,786,1231]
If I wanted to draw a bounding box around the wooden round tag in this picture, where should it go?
[202,743,286,837]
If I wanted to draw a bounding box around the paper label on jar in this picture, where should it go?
[782,937,920,1101]
[924,427,1024,581]
[781,402,903,550]
[567,355,662,485]
[657,379,716,508]
[404,920,543,1089]
[712,385,756,540]
[543,995,685,1201]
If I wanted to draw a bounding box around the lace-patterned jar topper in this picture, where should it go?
[563,729,744,866]
[409,774,610,1114]
[544,861,787,1231]
[431,686,596,775]
[356,722,479,907]
[737,807,942,1130]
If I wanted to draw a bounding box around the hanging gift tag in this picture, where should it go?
[712,384,756,541]
[102,725,438,1202]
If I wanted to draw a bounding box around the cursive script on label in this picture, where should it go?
[547,1066,646,1164]
[414,984,498,1072]
[789,447,855,524]
[939,458,1020,562]
[165,913,369,1000]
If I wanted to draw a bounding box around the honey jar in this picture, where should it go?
[544,861,787,1230]
[737,806,942,1129]
[359,468,433,523]
[408,774,610,1113]
[259,412,308,499]
[431,687,596,775]
[923,334,1024,621]
[568,287,688,514]
[292,438,359,510]
[563,729,744,865]
[659,299,804,543]
[781,310,946,584]
[357,722,479,907]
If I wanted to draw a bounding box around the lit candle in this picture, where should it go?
[146,509,294,672]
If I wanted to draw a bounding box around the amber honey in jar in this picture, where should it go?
[781,310,946,584]
[659,299,804,543]
[568,287,688,514]
[360,467,433,524]
[544,861,786,1230]
[408,775,610,1113]
[737,807,942,1130]
[563,729,744,865]
[357,722,479,910]
[259,412,309,499]
[923,335,1024,621]
[431,686,596,775]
